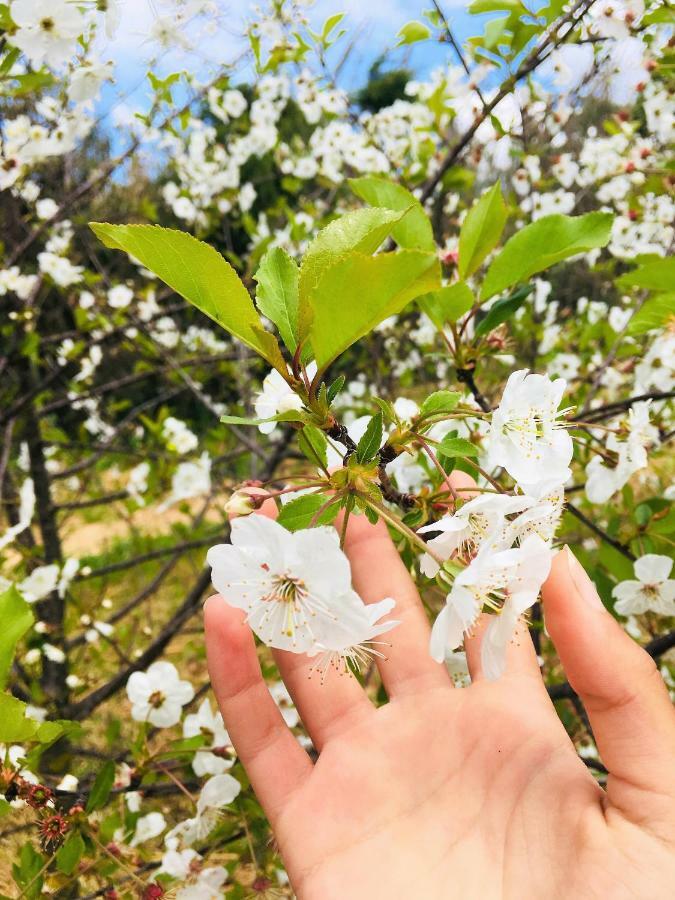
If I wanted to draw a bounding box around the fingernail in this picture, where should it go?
[565,547,606,611]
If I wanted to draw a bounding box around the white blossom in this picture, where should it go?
[612,555,675,616]
[430,535,552,679]
[126,661,194,727]
[183,698,233,776]
[131,811,167,847]
[487,370,573,492]
[19,564,59,603]
[9,0,83,69]
[208,515,397,657]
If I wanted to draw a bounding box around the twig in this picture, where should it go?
[565,502,636,561]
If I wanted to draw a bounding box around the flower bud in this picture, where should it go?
[224,490,257,517]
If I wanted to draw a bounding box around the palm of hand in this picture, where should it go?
[205,511,675,899]
[277,676,669,899]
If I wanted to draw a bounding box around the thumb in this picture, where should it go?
[543,547,675,832]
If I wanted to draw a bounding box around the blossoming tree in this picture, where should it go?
[0,0,673,894]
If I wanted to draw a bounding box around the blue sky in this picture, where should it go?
[96,1,479,131]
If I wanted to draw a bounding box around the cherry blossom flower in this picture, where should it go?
[612,555,675,616]
[19,564,59,603]
[208,515,397,657]
[163,453,211,507]
[107,284,133,309]
[418,494,529,577]
[591,0,644,40]
[163,417,199,454]
[159,847,201,879]
[480,537,553,680]
[182,699,233,776]
[487,370,573,491]
[42,643,66,663]
[165,774,241,848]
[130,811,167,847]
[127,461,151,505]
[126,662,194,727]
[430,535,552,675]
[307,596,399,678]
[67,60,114,103]
[585,401,657,503]
[8,0,83,69]
[37,251,83,287]
[254,365,315,434]
[176,867,228,900]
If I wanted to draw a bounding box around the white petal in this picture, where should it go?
[197,773,241,812]
[634,554,673,584]
[480,615,511,681]
[149,702,182,728]
[126,672,150,703]
[146,661,180,685]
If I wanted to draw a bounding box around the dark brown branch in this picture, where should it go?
[53,490,129,512]
[565,502,636,561]
[572,391,675,424]
[75,533,222,581]
[456,366,491,412]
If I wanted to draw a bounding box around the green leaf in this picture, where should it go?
[628,294,675,335]
[0,4,13,30]
[396,20,432,45]
[642,7,675,23]
[0,46,20,77]
[0,695,39,742]
[356,413,384,463]
[0,586,33,690]
[298,425,328,469]
[436,437,479,458]
[277,494,338,531]
[469,0,523,11]
[419,391,460,419]
[56,832,85,876]
[13,843,44,899]
[480,212,613,300]
[86,760,116,813]
[220,409,308,427]
[254,247,300,353]
[298,207,411,341]
[372,396,397,424]
[327,374,345,405]
[349,176,435,251]
[418,281,474,328]
[475,284,533,336]
[89,224,286,373]
[459,182,507,279]
[309,250,441,370]
[617,257,675,292]
[321,11,346,39]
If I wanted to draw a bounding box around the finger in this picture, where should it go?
[342,512,452,698]
[464,613,545,684]
[446,469,479,501]
[271,647,373,751]
[543,547,675,820]
[204,595,312,826]
[256,498,375,751]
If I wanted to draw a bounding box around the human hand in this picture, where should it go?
[204,496,675,899]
